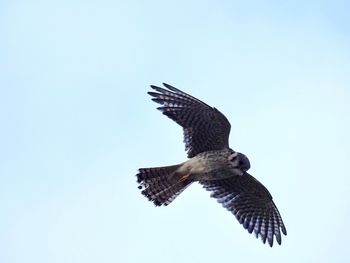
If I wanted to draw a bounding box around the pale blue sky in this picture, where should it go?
[1,0,350,262]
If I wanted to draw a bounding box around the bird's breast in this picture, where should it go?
[179,150,239,181]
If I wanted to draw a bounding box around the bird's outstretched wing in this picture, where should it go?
[148,83,231,158]
[200,173,287,247]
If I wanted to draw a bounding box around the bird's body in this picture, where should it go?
[175,149,246,181]
[136,83,287,247]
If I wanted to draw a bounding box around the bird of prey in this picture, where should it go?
[136,83,287,247]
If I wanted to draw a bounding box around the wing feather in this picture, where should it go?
[200,173,287,247]
[149,83,231,158]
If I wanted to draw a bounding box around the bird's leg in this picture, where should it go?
[179,173,191,184]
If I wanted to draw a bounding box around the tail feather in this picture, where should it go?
[136,164,192,206]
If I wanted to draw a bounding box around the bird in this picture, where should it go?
[136,83,287,247]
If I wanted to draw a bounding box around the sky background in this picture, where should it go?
[1,0,350,262]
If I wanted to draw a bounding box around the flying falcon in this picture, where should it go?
[136,83,287,247]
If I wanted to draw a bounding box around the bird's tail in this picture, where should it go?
[136,164,192,206]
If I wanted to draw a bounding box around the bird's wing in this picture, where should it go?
[148,83,231,158]
[200,173,287,247]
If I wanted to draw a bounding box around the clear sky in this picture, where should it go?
[1,0,350,262]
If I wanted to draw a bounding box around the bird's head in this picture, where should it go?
[229,151,251,172]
